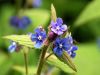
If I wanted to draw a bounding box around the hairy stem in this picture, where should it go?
[36,45,49,75]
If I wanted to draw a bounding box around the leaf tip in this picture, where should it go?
[74,68,77,72]
[62,51,77,72]
[51,3,57,22]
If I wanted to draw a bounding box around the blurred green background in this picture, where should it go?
[0,0,100,75]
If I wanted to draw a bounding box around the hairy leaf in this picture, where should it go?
[46,54,75,73]
[61,51,77,72]
[3,35,34,48]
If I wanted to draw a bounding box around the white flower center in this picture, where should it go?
[38,36,42,40]
[59,44,63,48]
[56,26,60,30]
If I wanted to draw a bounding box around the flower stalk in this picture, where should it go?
[23,47,29,75]
[36,4,57,75]
[36,44,49,75]
[24,52,28,75]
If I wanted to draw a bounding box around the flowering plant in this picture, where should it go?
[4,4,78,75]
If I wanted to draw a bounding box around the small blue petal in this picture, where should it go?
[67,50,72,55]
[53,47,58,53]
[51,21,57,27]
[63,44,71,51]
[34,42,42,48]
[35,28,41,33]
[71,45,78,51]
[57,30,63,35]
[31,34,38,41]
[56,18,63,25]
[68,35,73,44]
[53,47,62,56]
[8,42,17,53]
[61,24,67,31]
[41,31,47,40]
[57,50,63,56]
[51,27,58,34]
[71,52,76,58]
[54,38,61,45]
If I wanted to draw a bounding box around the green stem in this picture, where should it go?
[24,52,28,75]
[44,53,53,61]
[36,45,48,75]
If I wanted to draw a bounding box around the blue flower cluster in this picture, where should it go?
[50,18,78,58]
[10,16,31,29]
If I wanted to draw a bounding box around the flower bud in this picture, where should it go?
[48,31,57,41]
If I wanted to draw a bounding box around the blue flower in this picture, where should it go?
[10,16,31,29]
[33,0,42,7]
[53,34,78,58]
[31,27,46,48]
[50,18,67,35]
[53,38,71,56]
[8,41,17,53]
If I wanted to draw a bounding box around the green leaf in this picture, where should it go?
[13,65,37,75]
[3,35,34,48]
[46,54,75,73]
[52,51,77,72]
[74,0,100,26]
